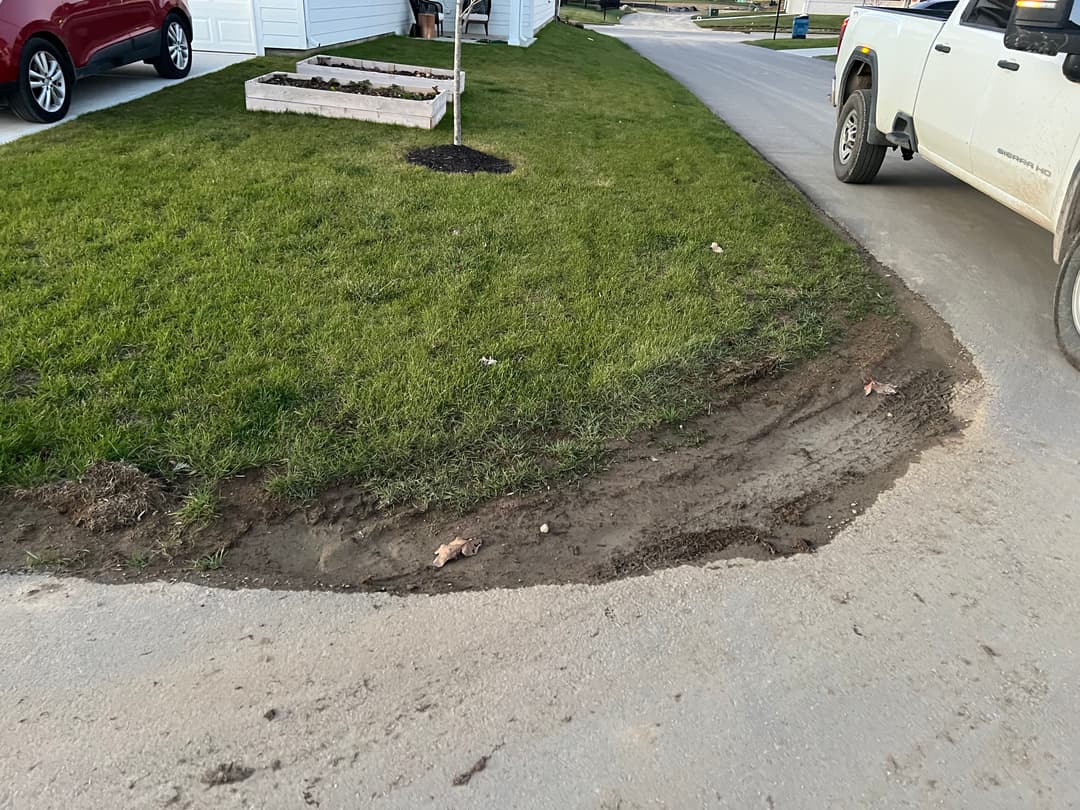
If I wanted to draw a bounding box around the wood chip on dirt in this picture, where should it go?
[863,378,899,396]
[432,536,483,568]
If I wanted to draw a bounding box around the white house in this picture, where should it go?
[785,0,855,12]
[786,0,906,15]
[188,0,556,55]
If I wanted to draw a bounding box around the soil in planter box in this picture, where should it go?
[261,75,437,101]
[323,61,445,80]
[406,145,514,175]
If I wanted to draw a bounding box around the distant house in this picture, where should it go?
[786,0,907,15]
[785,0,856,12]
[188,0,556,55]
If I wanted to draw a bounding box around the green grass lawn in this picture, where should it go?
[746,36,839,49]
[695,13,848,31]
[692,9,787,17]
[0,25,887,508]
[560,4,630,24]
[701,10,774,17]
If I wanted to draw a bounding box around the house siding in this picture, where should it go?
[258,0,308,50]
[532,0,555,33]
[304,0,412,47]
[477,1,514,41]
[243,0,543,52]
[786,0,856,12]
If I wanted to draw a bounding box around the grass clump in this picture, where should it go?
[173,484,219,527]
[746,36,839,50]
[695,13,847,31]
[25,549,70,570]
[191,548,227,571]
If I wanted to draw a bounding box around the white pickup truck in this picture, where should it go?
[831,0,1080,367]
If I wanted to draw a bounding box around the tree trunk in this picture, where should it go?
[453,0,463,146]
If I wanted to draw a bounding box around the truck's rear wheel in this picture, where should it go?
[833,89,886,185]
[1054,237,1080,370]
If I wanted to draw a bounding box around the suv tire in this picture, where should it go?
[153,15,192,79]
[9,38,73,124]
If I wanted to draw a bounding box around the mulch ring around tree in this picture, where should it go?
[405,144,514,174]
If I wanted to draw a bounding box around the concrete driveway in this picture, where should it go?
[2,28,1080,810]
[0,51,248,146]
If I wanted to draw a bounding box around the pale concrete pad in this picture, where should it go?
[778,46,838,57]
[0,51,248,146]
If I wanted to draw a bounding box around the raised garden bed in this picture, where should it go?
[244,72,447,129]
[296,56,465,96]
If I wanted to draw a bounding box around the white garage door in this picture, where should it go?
[188,0,258,53]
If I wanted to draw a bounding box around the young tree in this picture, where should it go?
[452,0,485,145]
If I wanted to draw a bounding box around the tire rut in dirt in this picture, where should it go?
[0,276,979,594]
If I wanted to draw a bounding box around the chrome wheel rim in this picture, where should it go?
[28,51,66,113]
[168,22,190,71]
[1072,267,1080,337]
[838,109,858,166]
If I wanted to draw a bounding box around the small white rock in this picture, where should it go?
[539,523,550,535]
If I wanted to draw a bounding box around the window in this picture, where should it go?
[962,0,1016,29]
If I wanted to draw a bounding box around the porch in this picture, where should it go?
[410,0,557,46]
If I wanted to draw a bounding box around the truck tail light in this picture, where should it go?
[837,17,850,53]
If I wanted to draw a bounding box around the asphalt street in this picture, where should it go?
[2,18,1079,810]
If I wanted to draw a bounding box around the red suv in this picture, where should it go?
[0,0,193,123]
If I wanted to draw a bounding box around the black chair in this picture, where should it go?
[463,0,491,35]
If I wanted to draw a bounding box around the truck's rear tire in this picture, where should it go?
[1054,237,1080,370]
[833,89,886,185]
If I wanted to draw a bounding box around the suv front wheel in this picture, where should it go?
[9,38,73,124]
[153,15,192,79]
[1054,236,1080,370]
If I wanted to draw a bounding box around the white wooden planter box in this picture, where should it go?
[296,56,465,96]
[245,72,447,129]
